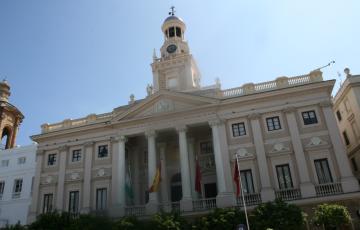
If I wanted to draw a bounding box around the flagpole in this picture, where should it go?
[236,153,250,230]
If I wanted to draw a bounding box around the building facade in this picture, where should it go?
[29,13,360,223]
[333,68,360,180]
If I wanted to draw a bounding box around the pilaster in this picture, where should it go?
[56,145,68,211]
[81,141,94,213]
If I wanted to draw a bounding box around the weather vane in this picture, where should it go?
[169,6,176,16]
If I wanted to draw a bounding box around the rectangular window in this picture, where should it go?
[336,110,342,121]
[276,164,293,189]
[98,145,108,158]
[200,141,213,155]
[72,149,81,162]
[13,179,23,198]
[96,188,107,210]
[1,159,9,167]
[314,159,333,184]
[47,154,57,166]
[43,193,53,213]
[266,116,281,131]
[351,158,358,171]
[0,181,5,199]
[302,110,318,125]
[240,170,255,194]
[18,157,26,165]
[232,122,246,137]
[342,131,350,146]
[68,191,80,213]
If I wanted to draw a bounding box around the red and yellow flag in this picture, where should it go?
[149,163,161,193]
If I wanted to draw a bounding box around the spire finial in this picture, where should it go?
[169,6,176,16]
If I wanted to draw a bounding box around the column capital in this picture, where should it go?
[282,106,297,114]
[83,141,95,147]
[319,100,333,108]
[176,124,188,132]
[145,129,157,138]
[247,112,261,120]
[208,118,224,127]
[110,135,128,143]
[58,145,69,152]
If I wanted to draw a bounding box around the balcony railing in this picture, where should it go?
[236,193,262,207]
[275,188,301,201]
[12,192,21,199]
[158,202,180,213]
[125,205,146,217]
[315,183,343,197]
[192,198,217,211]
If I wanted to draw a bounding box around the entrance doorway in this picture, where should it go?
[170,173,182,202]
[204,183,217,198]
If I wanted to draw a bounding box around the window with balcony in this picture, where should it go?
[200,141,213,155]
[43,193,53,213]
[96,188,107,211]
[302,110,318,125]
[47,154,57,166]
[18,157,26,165]
[0,181,5,200]
[266,116,281,131]
[276,164,293,189]
[314,158,333,184]
[12,179,22,199]
[72,149,81,162]
[232,122,246,137]
[240,169,255,194]
[98,145,108,158]
[68,191,79,213]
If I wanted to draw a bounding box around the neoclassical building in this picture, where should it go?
[29,12,360,222]
[333,68,360,180]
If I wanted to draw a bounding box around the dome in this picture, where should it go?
[164,15,184,24]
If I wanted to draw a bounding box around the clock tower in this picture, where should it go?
[151,8,201,92]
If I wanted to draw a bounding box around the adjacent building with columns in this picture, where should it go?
[333,68,360,180]
[28,13,360,223]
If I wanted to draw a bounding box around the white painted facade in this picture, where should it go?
[0,144,37,227]
[28,13,360,223]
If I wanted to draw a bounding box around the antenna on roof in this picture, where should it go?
[314,60,335,71]
[169,6,176,16]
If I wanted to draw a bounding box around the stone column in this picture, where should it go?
[56,145,68,211]
[284,107,316,198]
[187,138,198,199]
[248,113,275,202]
[159,143,169,204]
[132,147,141,205]
[82,141,94,213]
[320,101,360,192]
[146,130,158,214]
[177,125,193,211]
[209,119,235,207]
[28,150,44,224]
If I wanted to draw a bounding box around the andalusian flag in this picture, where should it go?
[125,164,134,202]
[149,163,161,193]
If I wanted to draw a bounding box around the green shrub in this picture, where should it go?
[113,216,145,230]
[192,208,245,230]
[28,212,73,230]
[150,212,189,230]
[67,214,113,230]
[312,203,351,230]
[251,199,304,230]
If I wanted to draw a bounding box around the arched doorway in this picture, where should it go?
[1,127,11,149]
[170,173,182,202]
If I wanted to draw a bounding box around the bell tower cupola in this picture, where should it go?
[151,7,201,92]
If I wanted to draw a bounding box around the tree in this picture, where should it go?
[251,199,305,230]
[312,203,351,230]
[192,208,245,230]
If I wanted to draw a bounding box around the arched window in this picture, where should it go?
[1,127,11,149]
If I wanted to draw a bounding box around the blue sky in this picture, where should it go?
[0,0,359,145]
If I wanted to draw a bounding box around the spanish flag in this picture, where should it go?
[149,163,161,193]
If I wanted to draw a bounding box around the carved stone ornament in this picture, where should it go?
[145,129,156,138]
[282,106,296,114]
[83,141,95,148]
[97,168,106,177]
[175,124,187,132]
[45,176,53,184]
[271,143,290,152]
[247,113,261,120]
[208,118,224,127]
[154,99,174,113]
[235,148,252,158]
[306,137,327,147]
[70,172,80,180]
[58,145,69,152]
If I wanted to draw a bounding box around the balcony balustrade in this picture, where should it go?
[192,198,217,211]
[124,205,146,217]
[315,183,343,197]
[236,193,262,207]
[275,188,301,201]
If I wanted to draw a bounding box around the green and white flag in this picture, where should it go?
[125,164,134,203]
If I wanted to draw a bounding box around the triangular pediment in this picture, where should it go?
[112,90,219,122]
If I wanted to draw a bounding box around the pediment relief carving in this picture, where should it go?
[235,148,253,159]
[306,137,328,148]
[269,142,290,154]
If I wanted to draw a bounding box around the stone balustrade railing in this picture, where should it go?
[315,182,343,197]
[192,198,217,211]
[124,205,146,217]
[236,193,262,207]
[221,70,323,98]
[275,188,301,201]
